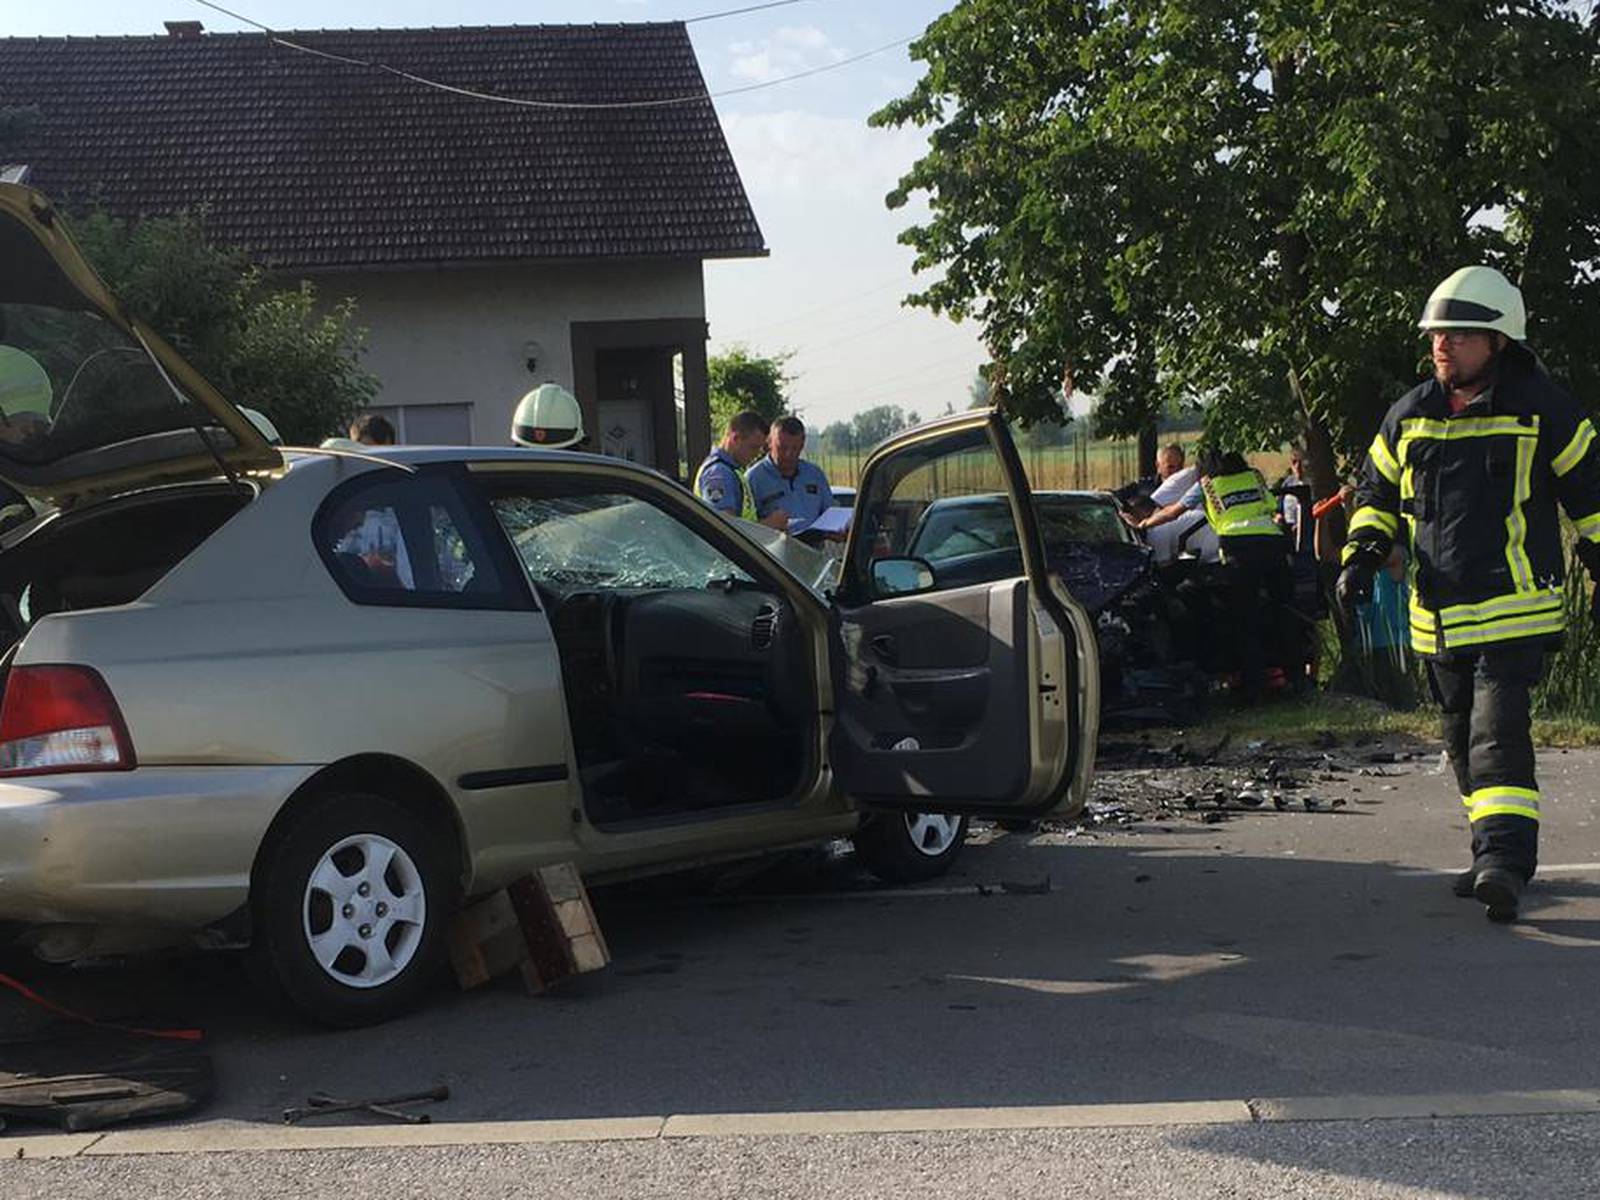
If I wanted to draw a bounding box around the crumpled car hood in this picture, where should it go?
[1048,541,1152,614]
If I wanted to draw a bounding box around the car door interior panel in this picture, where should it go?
[545,585,810,826]
[832,578,1030,802]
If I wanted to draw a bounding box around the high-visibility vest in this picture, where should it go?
[1200,470,1282,546]
[695,450,757,521]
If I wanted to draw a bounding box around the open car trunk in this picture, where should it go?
[0,183,279,508]
[0,483,252,657]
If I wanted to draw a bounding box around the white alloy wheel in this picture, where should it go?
[301,833,428,990]
[905,812,963,857]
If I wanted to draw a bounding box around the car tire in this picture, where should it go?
[853,812,969,884]
[253,792,455,1028]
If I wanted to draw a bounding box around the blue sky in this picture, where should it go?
[8,0,983,427]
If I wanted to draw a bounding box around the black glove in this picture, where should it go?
[1336,553,1379,621]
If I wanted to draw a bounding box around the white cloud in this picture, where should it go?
[718,108,924,201]
[728,25,847,84]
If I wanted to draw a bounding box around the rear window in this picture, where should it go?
[315,473,512,608]
[0,297,230,467]
[909,498,1019,562]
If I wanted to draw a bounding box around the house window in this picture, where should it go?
[400,404,474,445]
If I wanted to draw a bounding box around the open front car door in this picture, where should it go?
[829,410,1099,820]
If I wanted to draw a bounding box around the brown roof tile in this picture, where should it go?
[0,23,767,269]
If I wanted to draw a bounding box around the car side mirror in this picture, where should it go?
[870,556,936,597]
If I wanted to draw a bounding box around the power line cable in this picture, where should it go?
[714,277,915,343]
[190,0,912,111]
[789,306,924,355]
[795,343,988,397]
[684,0,819,24]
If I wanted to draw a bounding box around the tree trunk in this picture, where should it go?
[1137,419,1158,479]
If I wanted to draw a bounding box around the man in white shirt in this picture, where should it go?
[1142,444,1216,563]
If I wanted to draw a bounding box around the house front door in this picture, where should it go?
[593,347,676,475]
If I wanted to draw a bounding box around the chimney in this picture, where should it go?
[164,21,204,39]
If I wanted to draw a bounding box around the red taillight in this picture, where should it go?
[0,665,136,777]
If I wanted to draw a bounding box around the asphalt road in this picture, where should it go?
[6,742,1600,1197]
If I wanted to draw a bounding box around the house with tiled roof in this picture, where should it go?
[0,20,766,475]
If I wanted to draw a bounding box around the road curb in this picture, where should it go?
[661,1100,1248,1138]
[1249,1089,1600,1123]
[9,1091,1600,1159]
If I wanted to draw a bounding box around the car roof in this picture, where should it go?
[285,444,633,467]
[925,489,1116,508]
[279,445,682,482]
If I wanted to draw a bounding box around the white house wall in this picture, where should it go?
[319,259,707,445]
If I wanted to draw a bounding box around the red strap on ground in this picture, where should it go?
[0,972,203,1042]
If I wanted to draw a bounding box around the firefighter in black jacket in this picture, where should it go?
[1339,266,1600,922]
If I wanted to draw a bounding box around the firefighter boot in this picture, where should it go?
[1473,867,1524,924]
[1452,868,1476,899]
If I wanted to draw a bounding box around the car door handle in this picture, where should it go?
[870,634,899,665]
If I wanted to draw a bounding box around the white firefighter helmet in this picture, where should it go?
[511,384,584,449]
[1418,266,1526,342]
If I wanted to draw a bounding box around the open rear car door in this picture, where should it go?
[829,410,1099,820]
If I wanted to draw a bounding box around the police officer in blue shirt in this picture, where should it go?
[746,415,839,537]
[696,410,789,528]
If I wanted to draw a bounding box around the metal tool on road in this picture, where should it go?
[282,1084,449,1125]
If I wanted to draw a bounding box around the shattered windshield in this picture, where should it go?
[490,493,756,596]
[740,521,840,596]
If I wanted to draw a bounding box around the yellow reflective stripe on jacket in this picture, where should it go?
[1368,432,1401,484]
[1553,419,1597,477]
[1411,608,1566,653]
[1399,415,1540,440]
[1348,505,1399,539]
[1575,510,1600,543]
[1504,434,1537,591]
[1429,588,1565,628]
[1466,786,1541,824]
[1395,414,1539,504]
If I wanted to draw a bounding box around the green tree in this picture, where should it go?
[967,370,992,409]
[708,344,793,434]
[852,404,912,448]
[873,1,1600,497]
[70,210,377,443]
[818,419,854,452]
